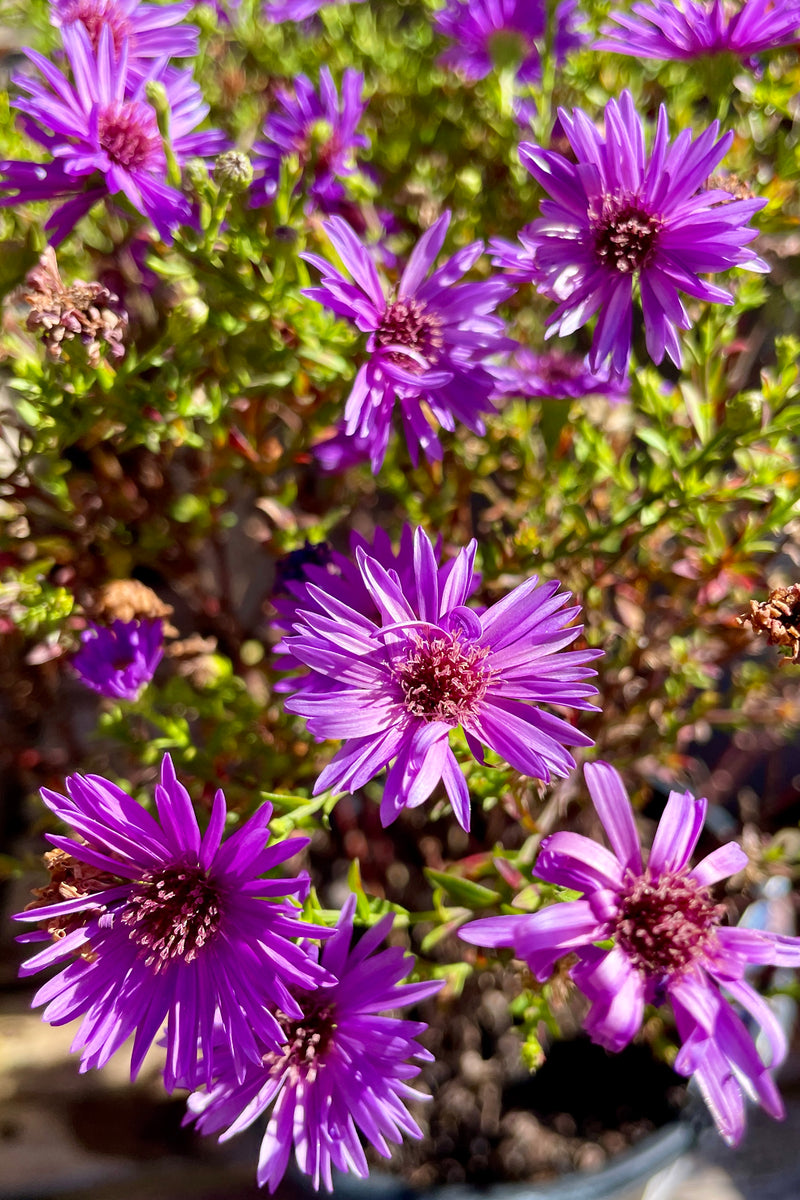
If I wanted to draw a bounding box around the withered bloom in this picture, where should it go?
[24,247,127,367]
[737,584,800,662]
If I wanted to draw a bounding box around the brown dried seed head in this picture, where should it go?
[24,246,128,365]
[90,579,174,625]
[737,584,800,663]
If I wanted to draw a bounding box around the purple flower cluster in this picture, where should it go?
[0,4,224,243]
[496,90,766,378]
[186,894,441,1191]
[251,67,369,213]
[17,756,438,1185]
[72,616,163,700]
[303,212,516,470]
[281,525,599,830]
[597,0,800,64]
[463,761,800,1145]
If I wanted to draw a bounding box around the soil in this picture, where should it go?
[374,965,688,1189]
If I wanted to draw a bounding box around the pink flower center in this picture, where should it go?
[265,1000,338,1083]
[615,870,723,978]
[590,194,662,273]
[394,631,491,724]
[98,101,161,171]
[59,0,132,54]
[376,297,444,373]
[122,865,221,973]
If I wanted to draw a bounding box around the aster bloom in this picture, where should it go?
[185,893,441,1192]
[263,0,364,21]
[302,212,516,471]
[281,526,599,831]
[462,761,800,1144]
[251,67,369,213]
[434,0,587,86]
[273,523,480,694]
[507,90,767,378]
[15,754,331,1091]
[491,347,631,403]
[0,25,226,244]
[72,616,163,700]
[597,0,800,64]
[50,0,199,61]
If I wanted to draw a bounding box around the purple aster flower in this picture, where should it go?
[0,25,226,244]
[272,523,480,695]
[72,616,163,700]
[263,0,364,21]
[302,212,516,471]
[462,760,800,1145]
[597,1,800,64]
[504,90,767,378]
[281,526,599,831]
[434,0,587,85]
[251,67,369,213]
[50,0,199,61]
[185,893,441,1192]
[15,754,331,1091]
[491,347,631,403]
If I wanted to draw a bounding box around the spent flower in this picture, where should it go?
[462,761,800,1144]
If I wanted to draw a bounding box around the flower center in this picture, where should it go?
[264,1000,338,1083]
[376,297,444,373]
[393,631,491,724]
[590,194,662,274]
[98,101,161,171]
[615,870,723,979]
[59,0,132,54]
[121,864,221,973]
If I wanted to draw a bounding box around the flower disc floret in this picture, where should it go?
[462,760,800,1145]
[498,90,767,378]
[393,631,492,723]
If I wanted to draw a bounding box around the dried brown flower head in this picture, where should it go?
[25,847,121,948]
[737,584,800,663]
[24,246,128,367]
[90,579,174,625]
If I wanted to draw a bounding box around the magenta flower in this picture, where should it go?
[281,526,599,830]
[15,755,331,1091]
[186,893,440,1191]
[263,0,365,21]
[72,616,163,700]
[434,0,587,85]
[597,0,800,64]
[462,761,800,1145]
[50,0,199,60]
[273,523,480,695]
[302,212,516,470]
[491,347,631,403]
[251,67,369,213]
[0,25,225,243]
[502,90,767,378]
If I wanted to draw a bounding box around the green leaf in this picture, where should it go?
[424,868,501,908]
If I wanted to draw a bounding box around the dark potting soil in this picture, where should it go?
[374,966,688,1189]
